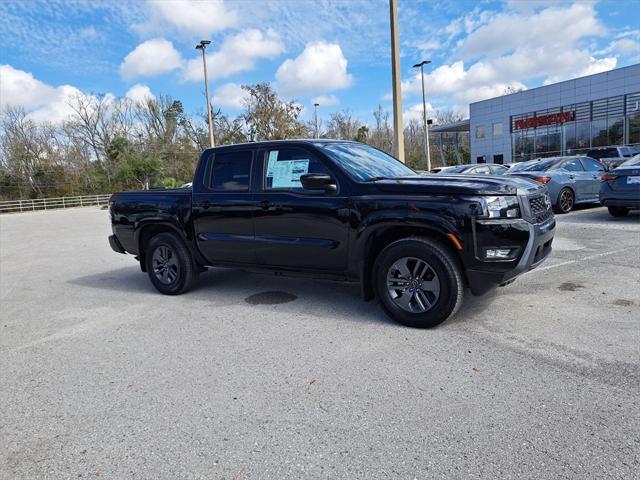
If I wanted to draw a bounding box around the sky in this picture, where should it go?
[1,0,639,126]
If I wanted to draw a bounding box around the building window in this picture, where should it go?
[535,127,548,154]
[608,117,624,145]
[548,126,561,154]
[493,154,504,164]
[493,122,503,136]
[629,113,640,145]
[576,121,590,150]
[591,119,608,147]
[564,123,577,153]
[475,126,485,139]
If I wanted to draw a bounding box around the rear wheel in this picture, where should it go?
[374,238,463,328]
[554,187,574,214]
[608,206,629,217]
[145,233,198,295]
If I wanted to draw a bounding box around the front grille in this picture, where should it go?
[528,194,553,223]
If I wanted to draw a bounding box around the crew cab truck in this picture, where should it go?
[109,140,555,328]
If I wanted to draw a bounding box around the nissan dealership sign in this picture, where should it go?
[514,111,575,130]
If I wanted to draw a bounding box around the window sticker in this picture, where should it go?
[272,159,309,188]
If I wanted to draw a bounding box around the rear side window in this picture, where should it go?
[562,159,584,172]
[588,148,617,159]
[580,157,605,172]
[210,150,252,191]
[472,166,491,174]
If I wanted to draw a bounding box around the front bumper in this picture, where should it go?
[466,216,555,295]
[109,234,126,254]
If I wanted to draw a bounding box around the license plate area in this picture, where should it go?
[627,176,640,184]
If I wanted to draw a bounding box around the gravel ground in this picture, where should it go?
[1,206,639,479]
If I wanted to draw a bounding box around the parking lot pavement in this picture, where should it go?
[1,206,639,479]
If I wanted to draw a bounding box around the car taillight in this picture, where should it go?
[601,174,618,182]
[533,176,551,183]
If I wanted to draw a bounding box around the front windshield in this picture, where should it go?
[620,154,640,167]
[317,142,416,181]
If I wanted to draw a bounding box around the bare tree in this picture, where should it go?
[241,83,308,140]
[324,110,362,140]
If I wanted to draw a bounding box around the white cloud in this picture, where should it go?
[125,83,155,103]
[183,29,284,82]
[401,2,617,113]
[458,3,605,60]
[1,64,56,109]
[120,38,182,81]
[0,64,89,123]
[311,94,340,107]
[212,82,248,109]
[275,41,353,97]
[27,85,86,124]
[403,102,435,125]
[133,0,239,37]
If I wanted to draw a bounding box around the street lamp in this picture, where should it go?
[413,60,431,170]
[196,40,215,148]
[313,103,320,139]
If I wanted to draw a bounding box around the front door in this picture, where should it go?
[252,146,350,272]
[193,149,257,265]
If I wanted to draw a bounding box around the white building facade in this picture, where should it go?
[470,64,640,164]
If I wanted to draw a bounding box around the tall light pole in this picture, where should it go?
[313,102,320,139]
[196,40,215,148]
[413,60,431,170]
[389,0,405,162]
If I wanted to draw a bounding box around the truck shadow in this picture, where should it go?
[68,266,392,326]
[69,265,495,328]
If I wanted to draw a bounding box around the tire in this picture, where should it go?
[373,237,464,328]
[553,187,575,214]
[145,233,199,295]
[608,206,629,217]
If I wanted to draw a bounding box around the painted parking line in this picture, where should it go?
[529,246,636,274]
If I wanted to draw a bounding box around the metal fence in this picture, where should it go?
[0,194,111,214]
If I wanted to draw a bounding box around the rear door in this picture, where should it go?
[192,148,258,265]
[579,157,606,197]
[252,146,350,272]
[560,158,591,201]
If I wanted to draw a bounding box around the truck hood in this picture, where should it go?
[372,175,542,196]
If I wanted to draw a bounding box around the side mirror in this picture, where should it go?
[300,173,337,192]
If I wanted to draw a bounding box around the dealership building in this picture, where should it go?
[433,64,640,165]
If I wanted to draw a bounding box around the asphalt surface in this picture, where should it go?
[1,206,639,479]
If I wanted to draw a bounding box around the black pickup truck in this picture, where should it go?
[109,140,555,328]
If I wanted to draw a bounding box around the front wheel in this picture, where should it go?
[145,233,199,295]
[608,206,629,217]
[554,187,575,214]
[374,238,464,328]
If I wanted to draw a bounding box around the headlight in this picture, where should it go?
[480,196,520,219]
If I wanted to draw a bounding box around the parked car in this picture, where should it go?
[507,156,605,213]
[586,146,639,170]
[599,154,640,217]
[430,163,510,175]
[108,140,555,328]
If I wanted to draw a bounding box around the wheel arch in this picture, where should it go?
[359,224,464,301]
[136,222,188,272]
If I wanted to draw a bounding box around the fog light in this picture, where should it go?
[485,248,512,259]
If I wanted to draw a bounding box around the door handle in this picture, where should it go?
[201,200,211,209]
[568,175,575,179]
[260,200,271,210]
